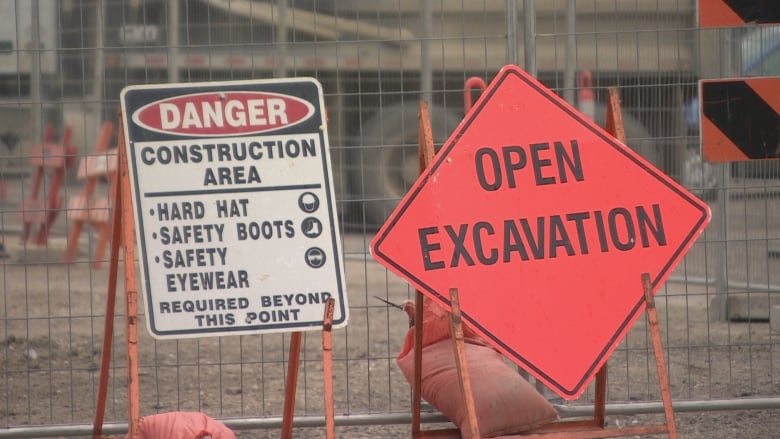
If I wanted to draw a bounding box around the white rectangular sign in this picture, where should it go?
[120,78,348,339]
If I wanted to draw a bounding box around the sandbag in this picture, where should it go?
[398,339,558,437]
[396,298,558,437]
[137,411,236,439]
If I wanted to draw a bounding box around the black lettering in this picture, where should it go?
[216,167,231,183]
[157,203,170,221]
[473,221,498,265]
[200,271,214,289]
[194,313,235,327]
[475,148,502,191]
[156,202,205,221]
[501,146,527,188]
[256,309,301,323]
[503,219,530,262]
[141,147,156,165]
[637,204,666,247]
[555,140,584,183]
[419,227,445,270]
[159,226,171,244]
[216,199,249,217]
[608,207,636,251]
[413,205,664,268]
[445,224,475,267]
[204,168,218,185]
[519,218,545,259]
[530,142,555,185]
[157,147,171,164]
[166,274,176,291]
[594,210,610,252]
[237,222,248,240]
[163,270,248,291]
[549,215,575,257]
[566,212,591,255]
[302,139,317,156]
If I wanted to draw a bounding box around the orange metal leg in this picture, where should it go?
[448,289,479,439]
[642,273,678,439]
[20,168,43,244]
[281,331,303,439]
[322,298,336,439]
[118,129,141,439]
[92,177,123,439]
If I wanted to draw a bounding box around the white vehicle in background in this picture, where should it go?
[1,1,710,225]
[90,1,701,226]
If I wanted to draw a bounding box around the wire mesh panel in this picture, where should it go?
[1,1,779,438]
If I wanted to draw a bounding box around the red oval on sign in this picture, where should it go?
[131,91,316,137]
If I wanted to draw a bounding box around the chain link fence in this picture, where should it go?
[1,0,779,437]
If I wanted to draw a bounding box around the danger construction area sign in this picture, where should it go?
[371,65,711,400]
[120,78,347,339]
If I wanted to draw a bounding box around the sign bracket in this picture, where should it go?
[92,116,142,439]
[280,296,337,439]
[92,115,339,439]
[427,275,677,439]
[408,91,678,438]
[411,101,434,438]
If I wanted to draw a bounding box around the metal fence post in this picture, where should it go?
[506,0,519,66]
[523,0,536,76]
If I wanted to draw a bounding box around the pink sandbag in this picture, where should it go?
[396,298,559,437]
[137,411,236,439]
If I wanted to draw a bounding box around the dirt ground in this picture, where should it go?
[1,194,779,439]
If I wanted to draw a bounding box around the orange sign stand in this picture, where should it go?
[18,124,77,245]
[90,118,142,438]
[279,299,337,439]
[64,121,119,268]
[91,116,337,439]
[408,91,678,438]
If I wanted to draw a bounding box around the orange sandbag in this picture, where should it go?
[137,411,236,439]
[396,298,559,437]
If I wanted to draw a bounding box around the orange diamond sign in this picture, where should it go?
[370,65,710,399]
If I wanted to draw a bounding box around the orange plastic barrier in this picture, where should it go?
[64,122,118,268]
[18,124,77,245]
